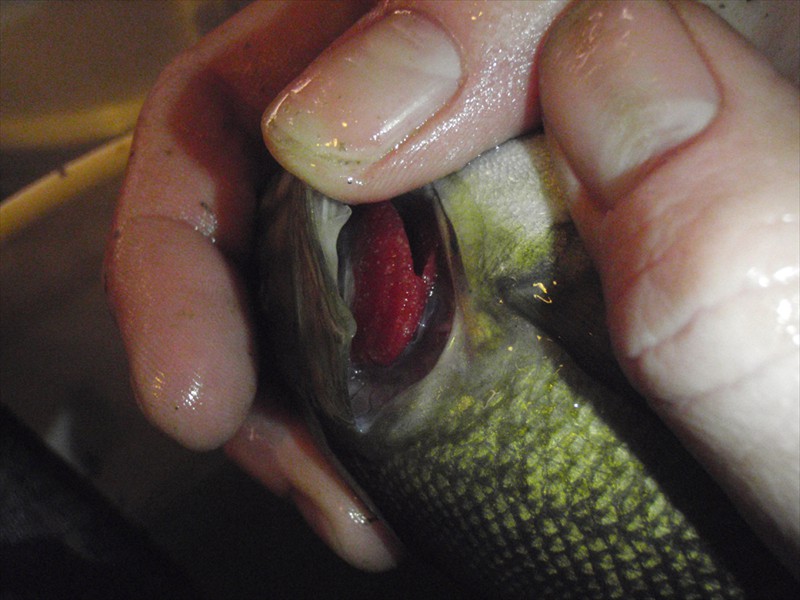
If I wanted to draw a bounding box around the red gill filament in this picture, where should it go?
[349,201,439,366]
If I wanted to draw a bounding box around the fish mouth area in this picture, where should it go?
[337,193,455,428]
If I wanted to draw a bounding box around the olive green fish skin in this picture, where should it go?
[326,324,775,599]
[258,136,797,598]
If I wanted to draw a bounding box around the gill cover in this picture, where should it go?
[258,136,797,598]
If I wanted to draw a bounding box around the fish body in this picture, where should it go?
[258,136,796,598]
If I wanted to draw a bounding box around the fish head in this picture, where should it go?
[257,135,796,597]
[259,136,603,451]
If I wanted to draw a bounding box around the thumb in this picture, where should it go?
[262,0,568,202]
[540,0,799,571]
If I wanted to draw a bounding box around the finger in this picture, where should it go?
[263,0,568,202]
[539,0,799,570]
[224,405,402,571]
[107,217,256,449]
[105,1,374,449]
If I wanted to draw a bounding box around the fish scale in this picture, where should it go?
[330,339,742,598]
[258,135,797,598]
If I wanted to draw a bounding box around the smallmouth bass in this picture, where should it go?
[257,135,796,598]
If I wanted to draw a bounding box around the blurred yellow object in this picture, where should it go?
[0,0,241,149]
[0,134,131,244]
[0,0,244,196]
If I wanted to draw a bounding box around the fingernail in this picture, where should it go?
[540,0,720,208]
[263,10,462,196]
[292,490,402,572]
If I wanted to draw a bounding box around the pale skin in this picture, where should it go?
[105,0,799,576]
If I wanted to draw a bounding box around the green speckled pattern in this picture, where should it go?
[259,136,797,598]
[330,326,764,598]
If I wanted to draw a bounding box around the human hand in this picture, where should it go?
[105,0,799,576]
[260,0,799,574]
[104,0,403,571]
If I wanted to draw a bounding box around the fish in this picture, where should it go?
[256,135,797,598]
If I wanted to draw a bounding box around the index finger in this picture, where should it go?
[104,1,374,449]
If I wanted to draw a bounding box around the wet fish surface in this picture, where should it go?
[257,135,797,598]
